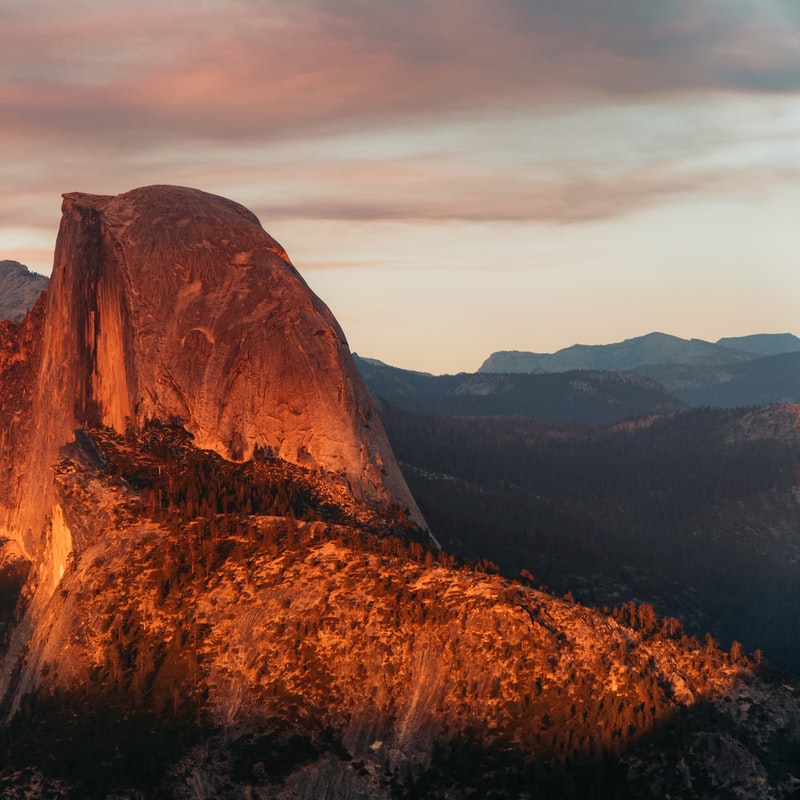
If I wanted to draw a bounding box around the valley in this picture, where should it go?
[376,404,800,673]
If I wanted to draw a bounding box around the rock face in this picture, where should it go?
[0,295,47,540]
[9,185,424,558]
[0,261,48,323]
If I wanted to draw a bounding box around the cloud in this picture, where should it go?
[3,0,800,151]
[1,0,799,276]
[1,94,798,262]
[198,96,800,226]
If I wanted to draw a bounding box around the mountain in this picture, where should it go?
[354,355,684,425]
[478,332,800,407]
[716,333,800,356]
[0,187,798,797]
[1,185,424,564]
[0,261,49,322]
[639,351,800,407]
[478,332,753,374]
[3,421,799,799]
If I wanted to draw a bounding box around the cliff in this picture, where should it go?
[0,293,47,539]
[9,185,423,562]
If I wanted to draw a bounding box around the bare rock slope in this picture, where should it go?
[6,186,423,560]
[0,261,48,323]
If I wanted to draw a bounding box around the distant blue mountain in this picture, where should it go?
[353,354,684,425]
[715,333,800,357]
[477,332,800,408]
[479,332,765,374]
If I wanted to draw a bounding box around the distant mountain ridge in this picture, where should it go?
[647,351,800,407]
[0,260,49,322]
[354,354,684,425]
[479,331,800,374]
[476,332,800,408]
[717,333,800,356]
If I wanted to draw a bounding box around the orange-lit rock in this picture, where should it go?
[2,427,796,798]
[8,186,423,561]
[0,293,47,541]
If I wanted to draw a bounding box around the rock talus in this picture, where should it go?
[13,185,424,557]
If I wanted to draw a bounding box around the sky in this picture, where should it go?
[2,0,799,374]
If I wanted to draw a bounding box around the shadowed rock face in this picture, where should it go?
[11,185,423,556]
[0,261,49,323]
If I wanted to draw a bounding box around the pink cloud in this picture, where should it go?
[0,0,797,252]
[3,0,799,151]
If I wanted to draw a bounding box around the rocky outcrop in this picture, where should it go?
[10,185,423,561]
[0,261,48,323]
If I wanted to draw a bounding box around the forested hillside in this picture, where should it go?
[380,404,800,673]
[354,356,683,425]
[1,423,796,798]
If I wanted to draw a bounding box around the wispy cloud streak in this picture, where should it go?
[1,0,799,369]
[3,0,800,146]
